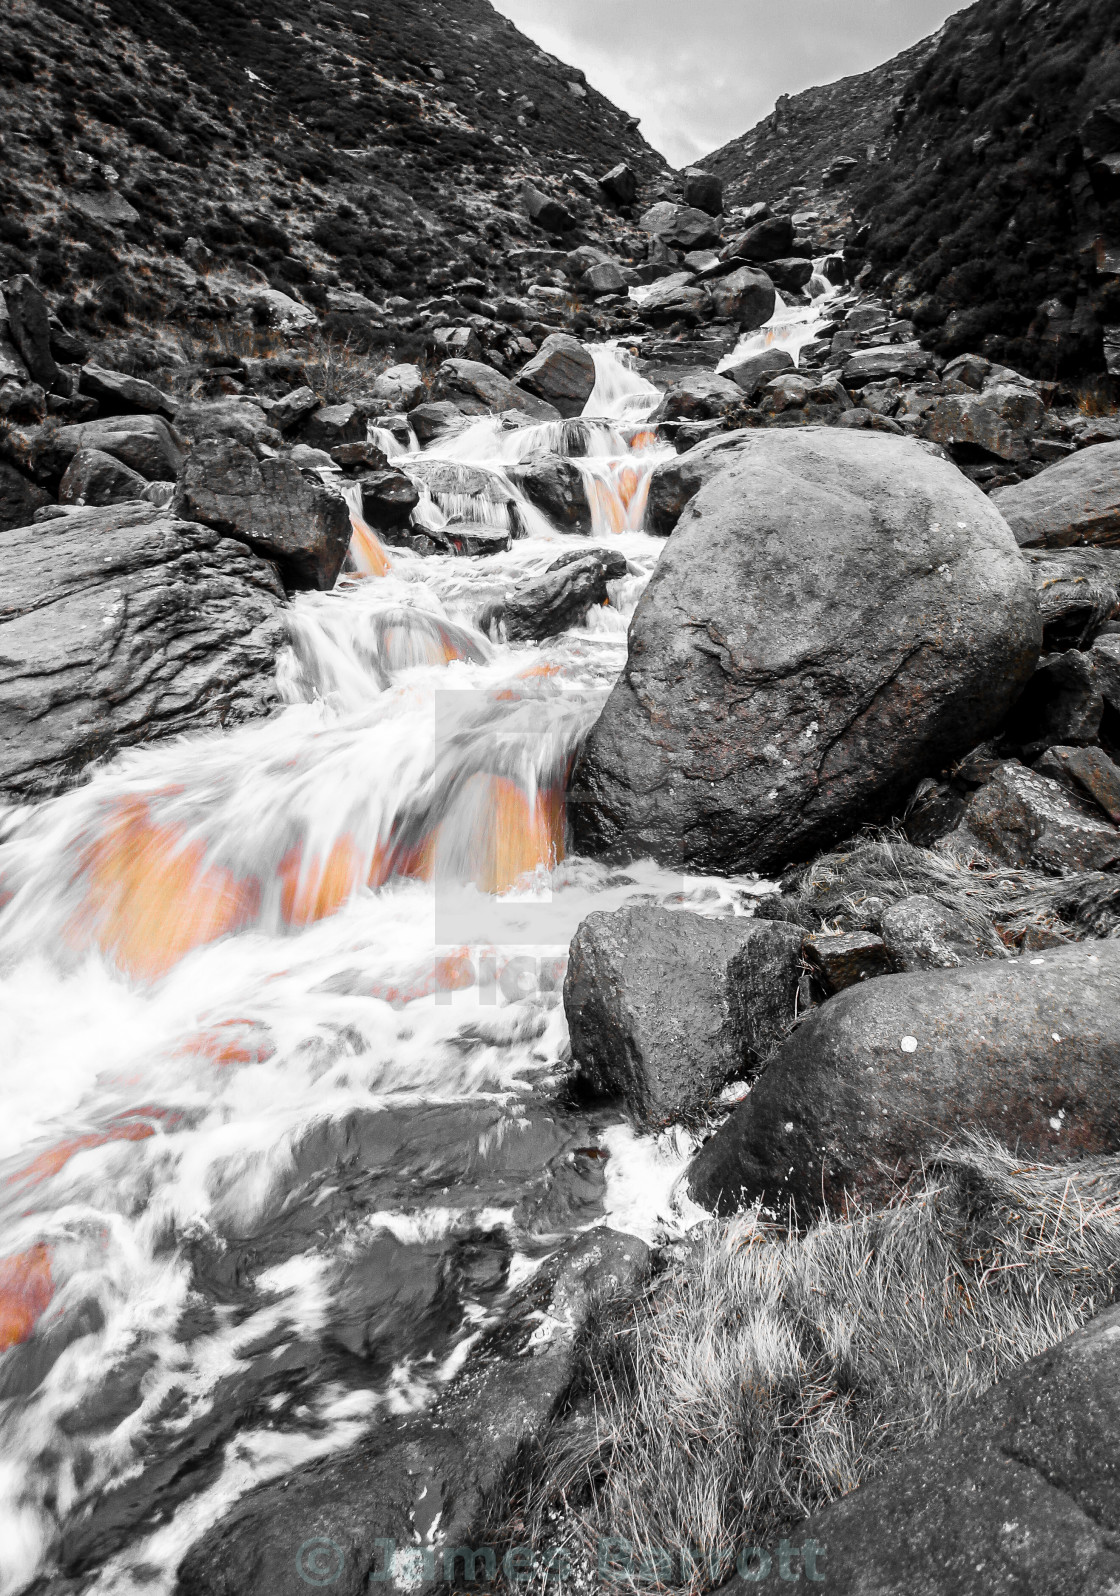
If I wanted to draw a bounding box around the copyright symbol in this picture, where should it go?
[296,1536,345,1587]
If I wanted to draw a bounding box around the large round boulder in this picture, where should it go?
[687,941,1120,1219]
[568,428,1041,873]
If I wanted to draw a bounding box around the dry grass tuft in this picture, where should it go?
[492,1140,1120,1595]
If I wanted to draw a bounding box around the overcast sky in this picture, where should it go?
[490,0,974,167]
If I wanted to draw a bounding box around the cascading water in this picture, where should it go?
[0,343,767,1594]
[717,265,842,371]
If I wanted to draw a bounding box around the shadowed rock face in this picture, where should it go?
[0,504,286,801]
[687,942,1120,1220]
[569,427,1042,876]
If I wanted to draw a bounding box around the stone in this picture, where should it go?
[649,369,745,424]
[920,386,1045,462]
[330,441,389,472]
[507,456,591,534]
[765,256,814,293]
[720,215,794,262]
[565,909,804,1129]
[803,930,893,991]
[681,168,723,216]
[58,447,149,508]
[942,352,992,390]
[173,438,351,591]
[583,260,627,297]
[639,202,721,251]
[522,183,575,235]
[371,363,425,410]
[741,1303,1120,1596]
[843,342,937,387]
[68,190,140,227]
[1036,745,1120,824]
[723,348,796,398]
[0,459,52,531]
[1005,650,1104,758]
[2,274,59,390]
[432,326,483,362]
[247,287,318,333]
[0,505,285,801]
[991,442,1120,548]
[1090,632,1120,711]
[500,552,615,642]
[1025,547,1120,650]
[77,363,177,418]
[599,162,638,205]
[879,894,997,972]
[687,942,1120,1218]
[270,386,320,431]
[708,266,776,329]
[431,359,561,422]
[903,776,969,846]
[952,760,1120,873]
[636,272,710,323]
[56,415,185,481]
[516,335,596,418]
[357,470,419,531]
[174,398,276,453]
[569,429,1041,874]
[296,402,367,452]
[409,400,467,445]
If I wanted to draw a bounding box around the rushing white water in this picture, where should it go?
[718,267,843,372]
[0,343,768,1595]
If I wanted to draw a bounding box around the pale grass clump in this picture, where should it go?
[496,1141,1120,1595]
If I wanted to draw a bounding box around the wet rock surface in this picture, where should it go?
[688,942,1120,1218]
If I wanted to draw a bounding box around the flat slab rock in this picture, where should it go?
[0,504,286,800]
[688,941,1120,1218]
[992,441,1120,548]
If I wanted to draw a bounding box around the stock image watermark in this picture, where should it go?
[296,1536,826,1587]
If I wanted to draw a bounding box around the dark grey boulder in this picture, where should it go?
[688,941,1120,1218]
[583,260,627,296]
[295,402,366,452]
[0,504,285,801]
[2,274,59,390]
[765,256,814,293]
[565,908,804,1129]
[56,415,185,481]
[0,459,51,531]
[173,438,351,591]
[724,348,795,397]
[598,162,638,205]
[992,442,1120,548]
[500,552,615,642]
[708,266,776,328]
[58,447,149,508]
[649,369,745,424]
[736,1303,1120,1596]
[522,182,576,235]
[174,398,276,452]
[643,430,754,536]
[409,400,467,445]
[430,359,561,422]
[843,342,938,387]
[78,363,178,418]
[919,385,1045,462]
[357,469,419,531]
[516,334,596,418]
[569,429,1041,875]
[1005,649,1104,759]
[1025,547,1120,650]
[803,928,892,991]
[879,894,1000,972]
[639,202,721,251]
[681,168,723,216]
[951,760,1120,873]
[720,215,794,262]
[268,386,320,432]
[508,456,592,533]
[1036,745,1120,824]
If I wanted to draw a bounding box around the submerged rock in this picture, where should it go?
[569,429,1041,875]
[0,504,285,801]
[688,942,1120,1217]
[565,909,803,1128]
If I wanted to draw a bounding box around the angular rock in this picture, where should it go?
[501,553,614,642]
[636,271,710,323]
[432,326,483,362]
[1025,547,1120,650]
[639,202,720,251]
[78,363,177,418]
[903,776,969,846]
[991,442,1120,548]
[920,386,1045,462]
[599,162,638,205]
[720,215,795,262]
[765,256,814,293]
[0,459,52,532]
[357,469,419,531]
[1090,632,1120,711]
[0,505,285,801]
[709,266,776,329]
[409,400,467,445]
[507,456,591,534]
[688,942,1120,1218]
[879,894,997,972]
[803,929,892,992]
[952,760,1120,873]
[430,359,560,422]
[843,342,937,387]
[570,429,1041,873]
[681,168,723,216]
[269,386,320,431]
[1005,650,1104,758]
[330,441,389,473]
[174,398,276,453]
[522,183,575,235]
[649,369,744,424]
[583,260,627,297]
[1036,745,1120,824]
[565,909,804,1129]
[173,438,351,591]
[723,348,795,398]
[296,402,366,452]
[516,334,596,419]
[2,274,59,389]
[371,363,425,410]
[56,415,185,481]
[58,447,149,508]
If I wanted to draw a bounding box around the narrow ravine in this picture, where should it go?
[0,329,832,1594]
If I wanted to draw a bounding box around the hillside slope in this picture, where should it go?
[0,0,667,344]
